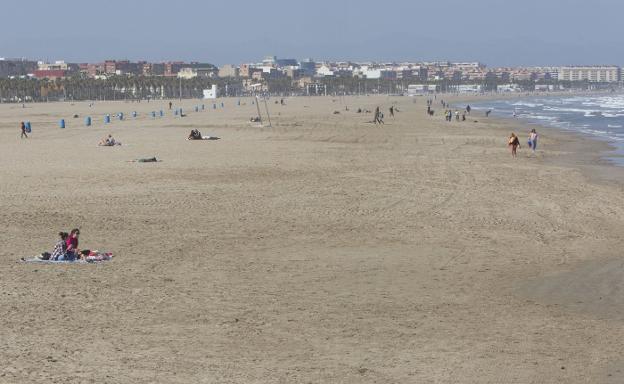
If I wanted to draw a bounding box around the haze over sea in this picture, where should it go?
[472,94,624,165]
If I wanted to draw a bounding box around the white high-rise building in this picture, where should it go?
[558,66,621,83]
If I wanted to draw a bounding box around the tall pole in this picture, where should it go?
[255,94,263,125]
[179,76,182,101]
[263,97,272,128]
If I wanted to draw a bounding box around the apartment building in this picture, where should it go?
[558,66,621,83]
[0,58,37,77]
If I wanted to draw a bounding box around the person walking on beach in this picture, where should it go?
[169,101,173,110]
[486,110,492,117]
[528,129,538,152]
[508,133,521,158]
[20,122,28,139]
[389,106,394,118]
[466,105,471,115]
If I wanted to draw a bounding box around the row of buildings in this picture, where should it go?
[1,56,622,85]
[0,58,216,80]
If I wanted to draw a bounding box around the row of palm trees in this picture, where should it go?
[0,75,245,102]
[0,74,595,102]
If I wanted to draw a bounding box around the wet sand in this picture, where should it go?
[1,95,624,383]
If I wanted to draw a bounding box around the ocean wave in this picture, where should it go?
[542,106,592,114]
[510,101,543,108]
[522,114,558,121]
[471,96,624,146]
[584,111,603,117]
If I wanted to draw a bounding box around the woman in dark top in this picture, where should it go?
[65,229,80,260]
[20,122,28,139]
[508,133,521,158]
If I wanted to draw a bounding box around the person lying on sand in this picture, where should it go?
[135,157,158,163]
[188,129,202,140]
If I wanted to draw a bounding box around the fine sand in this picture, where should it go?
[1,95,624,383]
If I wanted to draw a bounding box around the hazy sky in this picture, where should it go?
[1,0,621,66]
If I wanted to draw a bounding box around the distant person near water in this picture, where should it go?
[485,110,492,117]
[169,101,173,110]
[20,122,28,139]
[508,133,521,158]
[528,129,538,152]
[389,106,395,118]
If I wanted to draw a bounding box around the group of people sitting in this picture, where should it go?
[98,134,121,146]
[39,229,83,261]
[188,129,203,140]
[30,229,113,263]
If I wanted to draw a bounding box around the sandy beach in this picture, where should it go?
[1,95,624,383]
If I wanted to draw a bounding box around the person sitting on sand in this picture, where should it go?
[50,232,69,261]
[508,133,521,158]
[188,129,202,140]
[99,134,119,146]
[65,229,81,260]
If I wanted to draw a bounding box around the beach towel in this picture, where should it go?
[21,251,113,264]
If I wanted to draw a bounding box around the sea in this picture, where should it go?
[470,94,624,166]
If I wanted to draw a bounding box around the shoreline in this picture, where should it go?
[445,93,624,184]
